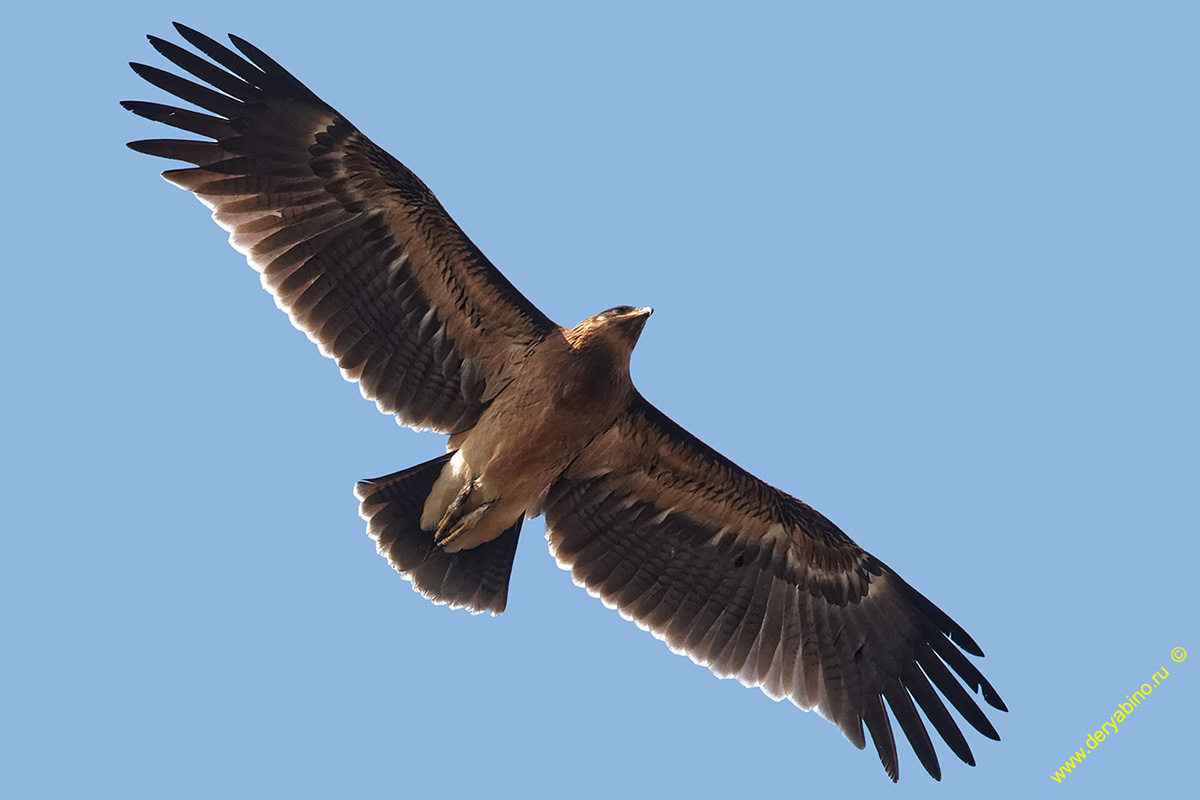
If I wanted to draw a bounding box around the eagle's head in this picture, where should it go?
[573,305,653,348]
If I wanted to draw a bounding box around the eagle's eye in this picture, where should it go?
[605,305,636,317]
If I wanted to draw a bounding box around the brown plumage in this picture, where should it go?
[124,24,1006,782]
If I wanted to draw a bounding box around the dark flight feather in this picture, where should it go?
[124,23,555,434]
[542,392,1005,780]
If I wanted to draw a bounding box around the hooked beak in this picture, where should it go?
[628,306,653,341]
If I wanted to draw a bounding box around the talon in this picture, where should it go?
[435,480,477,538]
[435,500,496,549]
[434,478,497,550]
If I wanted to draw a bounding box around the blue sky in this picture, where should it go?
[4,2,1196,797]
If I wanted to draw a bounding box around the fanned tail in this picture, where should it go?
[355,454,522,615]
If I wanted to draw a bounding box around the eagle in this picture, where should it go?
[123,24,1005,782]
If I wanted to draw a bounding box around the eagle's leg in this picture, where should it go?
[434,479,495,550]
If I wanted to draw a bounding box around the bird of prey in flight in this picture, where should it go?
[123,24,1006,782]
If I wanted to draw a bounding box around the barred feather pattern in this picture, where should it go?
[542,395,1005,781]
[124,24,555,434]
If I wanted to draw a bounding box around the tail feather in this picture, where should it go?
[355,454,522,615]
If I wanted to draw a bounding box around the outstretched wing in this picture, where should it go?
[543,392,1006,781]
[123,24,557,433]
